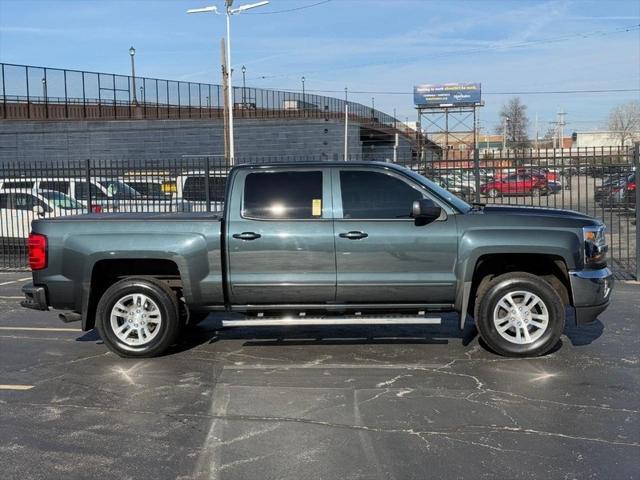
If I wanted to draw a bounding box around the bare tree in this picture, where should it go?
[608,101,640,146]
[496,97,530,148]
[537,126,557,149]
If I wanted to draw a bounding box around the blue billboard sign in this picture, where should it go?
[414,83,481,107]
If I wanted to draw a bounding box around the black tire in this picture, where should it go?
[531,188,541,197]
[96,277,181,358]
[474,272,565,357]
[487,188,500,199]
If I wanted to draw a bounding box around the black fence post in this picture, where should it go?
[473,147,481,203]
[85,158,92,214]
[634,142,639,281]
[204,156,211,213]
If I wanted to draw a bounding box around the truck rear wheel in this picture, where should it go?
[96,277,181,358]
[474,272,564,357]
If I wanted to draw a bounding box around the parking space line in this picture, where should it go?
[0,296,23,299]
[0,277,31,286]
[0,385,34,391]
[0,327,82,332]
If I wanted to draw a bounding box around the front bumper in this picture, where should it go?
[21,283,48,311]
[569,267,614,325]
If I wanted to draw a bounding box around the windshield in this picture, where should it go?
[97,180,142,199]
[400,167,472,213]
[39,191,84,210]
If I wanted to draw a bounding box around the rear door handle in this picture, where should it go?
[339,231,368,240]
[232,232,261,241]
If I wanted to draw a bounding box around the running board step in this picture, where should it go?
[222,316,442,327]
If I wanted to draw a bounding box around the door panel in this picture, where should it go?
[226,168,336,304]
[333,168,458,303]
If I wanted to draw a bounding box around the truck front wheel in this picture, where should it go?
[96,277,181,358]
[474,272,565,357]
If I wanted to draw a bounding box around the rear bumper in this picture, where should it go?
[569,267,614,325]
[21,283,48,311]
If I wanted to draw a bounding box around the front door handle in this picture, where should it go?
[232,232,261,241]
[339,231,368,240]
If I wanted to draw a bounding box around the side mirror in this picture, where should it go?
[32,205,46,217]
[411,198,442,222]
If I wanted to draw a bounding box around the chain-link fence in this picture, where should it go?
[1,146,638,278]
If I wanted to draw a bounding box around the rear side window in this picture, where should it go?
[75,182,108,201]
[39,181,70,194]
[243,171,323,219]
[182,176,227,202]
[340,170,423,219]
[2,180,35,190]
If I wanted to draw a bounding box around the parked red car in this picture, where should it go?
[481,173,548,198]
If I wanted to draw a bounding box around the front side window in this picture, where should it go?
[243,171,323,219]
[340,170,423,219]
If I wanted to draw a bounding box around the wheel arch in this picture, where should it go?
[457,251,574,329]
[83,258,182,331]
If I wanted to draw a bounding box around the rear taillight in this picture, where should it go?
[91,205,103,213]
[627,182,636,191]
[28,233,47,271]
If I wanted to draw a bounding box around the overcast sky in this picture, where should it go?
[0,0,638,135]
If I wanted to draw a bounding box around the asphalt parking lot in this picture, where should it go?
[0,270,638,480]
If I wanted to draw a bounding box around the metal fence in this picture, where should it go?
[1,145,638,278]
[0,63,414,135]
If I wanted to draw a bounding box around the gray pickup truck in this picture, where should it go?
[22,162,613,358]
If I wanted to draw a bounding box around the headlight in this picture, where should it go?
[583,226,608,266]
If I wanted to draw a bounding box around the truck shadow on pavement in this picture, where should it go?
[74,312,605,356]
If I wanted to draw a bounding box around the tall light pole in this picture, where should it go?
[301,76,305,100]
[241,65,246,104]
[188,1,269,165]
[129,46,138,105]
[502,117,510,151]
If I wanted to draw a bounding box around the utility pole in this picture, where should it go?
[534,112,539,149]
[557,108,567,148]
[221,38,230,163]
[344,104,349,161]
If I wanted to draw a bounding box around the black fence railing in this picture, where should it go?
[0,63,414,136]
[1,146,638,278]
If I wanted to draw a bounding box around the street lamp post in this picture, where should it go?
[188,1,269,165]
[41,77,47,99]
[502,117,510,151]
[301,76,305,99]
[129,46,138,105]
[241,65,246,104]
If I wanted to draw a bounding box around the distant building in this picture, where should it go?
[572,131,640,148]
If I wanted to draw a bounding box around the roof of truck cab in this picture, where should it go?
[231,161,408,170]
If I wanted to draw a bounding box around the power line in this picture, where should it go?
[248,23,639,81]
[270,87,640,96]
[245,0,332,15]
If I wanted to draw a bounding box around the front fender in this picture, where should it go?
[454,228,581,328]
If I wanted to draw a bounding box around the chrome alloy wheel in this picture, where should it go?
[110,293,162,347]
[492,290,549,345]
